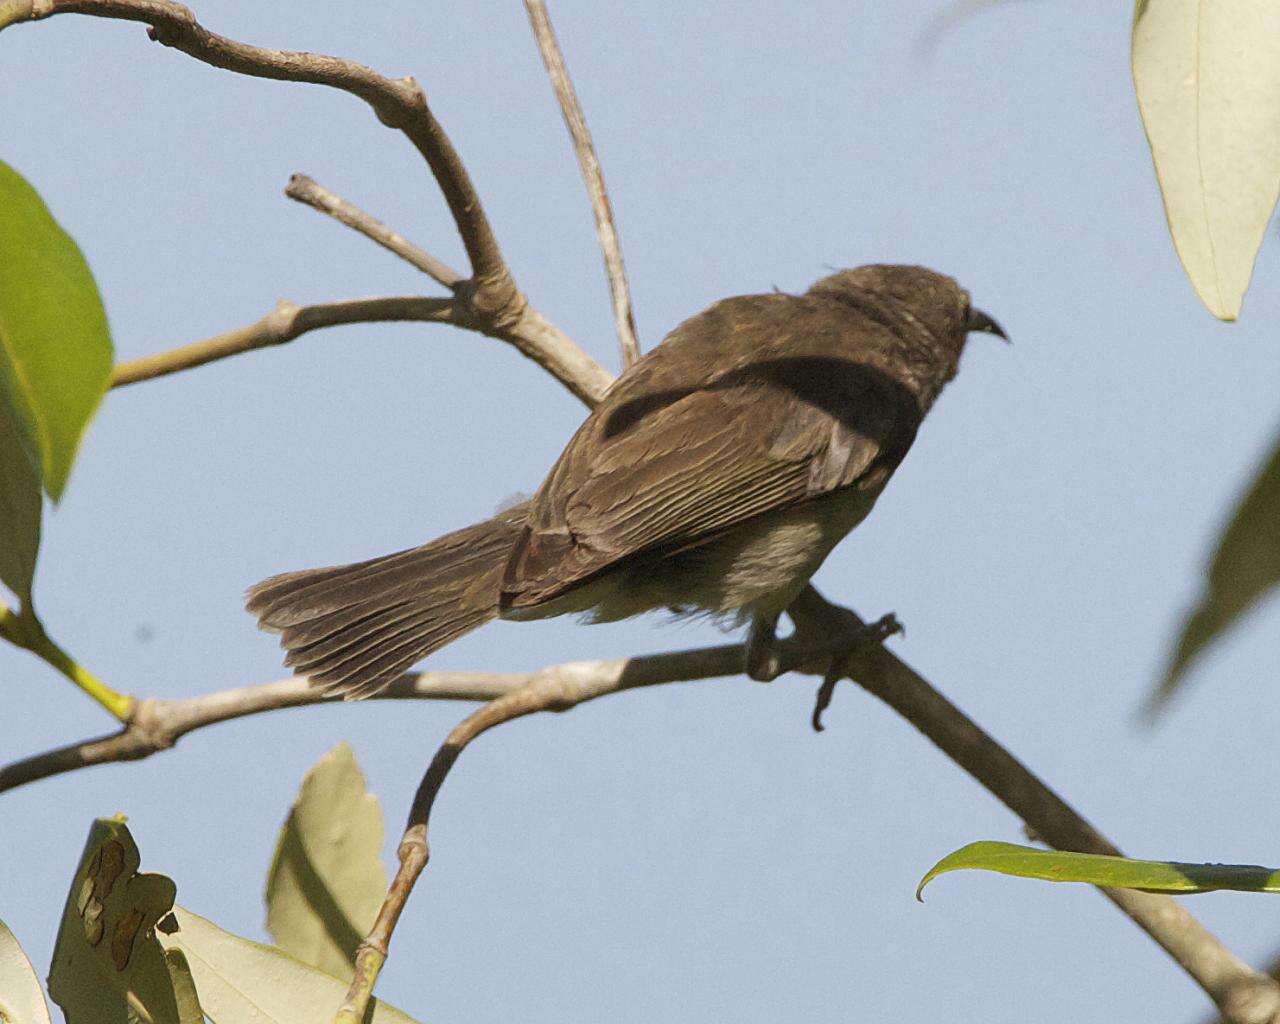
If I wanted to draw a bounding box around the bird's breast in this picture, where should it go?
[684,485,878,619]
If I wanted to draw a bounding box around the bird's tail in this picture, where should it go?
[246,506,527,698]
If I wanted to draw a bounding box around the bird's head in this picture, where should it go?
[807,263,1006,401]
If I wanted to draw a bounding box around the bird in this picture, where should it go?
[247,264,1005,698]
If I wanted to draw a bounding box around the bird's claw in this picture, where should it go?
[811,611,903,732]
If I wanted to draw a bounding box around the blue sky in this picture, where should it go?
[4,2,1280,1022]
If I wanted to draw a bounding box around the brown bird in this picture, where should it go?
[247,264,1004,697]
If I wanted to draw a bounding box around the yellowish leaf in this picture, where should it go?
[265,743,387,982]
[0,919,52,1024]
[159,907,420,1024]
[1132,0,1280,319]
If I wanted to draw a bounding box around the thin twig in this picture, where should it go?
[284,174,464,290]
[107,279,610,404]
[110,296,454,387]
[1,0,512,293]
[3,0,615,407]
[0,648,745,794]
[336,634,849,1023]
[525,0,640,368]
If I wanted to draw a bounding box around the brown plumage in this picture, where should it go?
[247,264,1004,697]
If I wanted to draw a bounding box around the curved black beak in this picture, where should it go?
[967,307,1009,342]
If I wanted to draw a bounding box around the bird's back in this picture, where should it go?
[499,290,925,618]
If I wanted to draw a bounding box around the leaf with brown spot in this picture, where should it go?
[48,818,186,1024]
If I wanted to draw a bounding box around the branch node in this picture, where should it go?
[127,699,178,753]
[268,298,302,341]
[146,6,194,46]
[397,824,429,867]
[399,74,424,101]
[459,273,527,330]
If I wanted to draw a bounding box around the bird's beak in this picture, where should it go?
[966,307,1009,342]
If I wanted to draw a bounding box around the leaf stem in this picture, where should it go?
[0,604,133,721]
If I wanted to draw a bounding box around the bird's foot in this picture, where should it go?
[810,612,903,732]
[744,613,784,682]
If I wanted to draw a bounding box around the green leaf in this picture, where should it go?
[917,841,1280,900]
[0,160,112,500]
[47,817,185,1024]
[158,906,421,1024]
[265,742,388,982]
[1131,1,1280,320]
[160,949,203,1024]
[0,918,53,1024]
[0,395,40,604]
[1151,433,1280,713]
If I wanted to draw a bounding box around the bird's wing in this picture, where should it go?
[501,298,922,608]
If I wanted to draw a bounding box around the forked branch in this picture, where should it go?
[2,0,614,405]
[329,587,1280,1024]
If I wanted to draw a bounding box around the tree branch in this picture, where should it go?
[0,647,744,795]
[2,0,509,293]
[331,587,1280,1024]
[276,174,616,405]
[284,173,464,290]
[3,0,616,406]
[525,0,641,369]
[110,296,454,387]
[784,587,1280,1024]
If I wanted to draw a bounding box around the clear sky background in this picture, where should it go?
[4,2,1280,1021]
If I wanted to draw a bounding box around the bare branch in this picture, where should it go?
[108,289,613,403]
[4,0,616,406]
[0,647,743,795]
[327,587,1280,1024]
[110,296,455,387]
[787,587,1280,1024]
[482,304,613,405]
[2,0,509,292]
[284,173,464,290]
[525,0,640,368]
[1201,952,1280,1024]
[278,174,616,404]
[339,640,774,1022]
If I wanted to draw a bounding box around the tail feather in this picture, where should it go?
[247,506,527,698]
[283,600,422,666]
